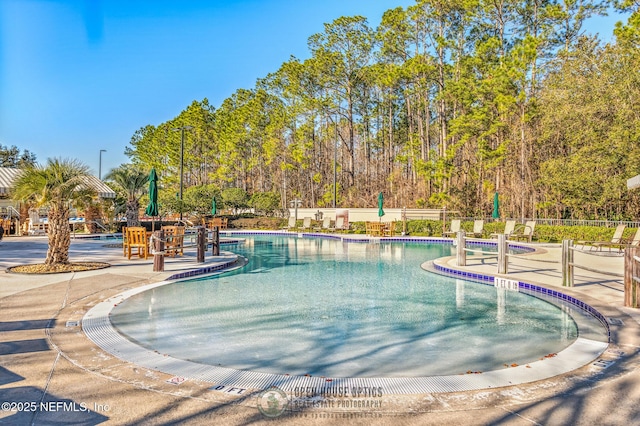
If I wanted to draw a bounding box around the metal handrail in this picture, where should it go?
[506,253,561,264]
[0,206,20,219]
[455,217,640,228]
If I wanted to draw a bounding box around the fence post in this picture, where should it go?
[497,234,508,274]
[153,230,164,272]
[402,206,407,236]
[197,227,205,263]
[442,206,446,236]
[456,230,466,266]
[562,239,574,287]
[625,246,640,308]
[212,226,220,256]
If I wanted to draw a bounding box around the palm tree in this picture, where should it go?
[11,158,96,266]
[104,164,148,227]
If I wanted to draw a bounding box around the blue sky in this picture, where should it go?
[0,0,629,178]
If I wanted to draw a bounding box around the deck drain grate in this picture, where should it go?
[592,359,615,369]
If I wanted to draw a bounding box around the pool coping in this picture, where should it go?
[82,234,610,395]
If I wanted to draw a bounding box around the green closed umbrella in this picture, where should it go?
[492,192,500,219]
[378,192,385,221]
[211,196,217,217]
[145,168,159,231]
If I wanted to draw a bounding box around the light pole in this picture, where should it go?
[290,199,302,222]
[98,149,106,180]
[333,114,339,209]
[172,126,194,221]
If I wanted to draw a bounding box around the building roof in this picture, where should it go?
[0,167,22,196]
[0,167,116,199]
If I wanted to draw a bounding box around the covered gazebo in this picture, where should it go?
[0,167,116,236]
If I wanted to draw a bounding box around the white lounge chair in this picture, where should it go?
[300,217,312,231]
[491,219,517,239]
[471,220,485,238]
[314,217,331,231]
[443,219,461,237]
[511,221,536,242]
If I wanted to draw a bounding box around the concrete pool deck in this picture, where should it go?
[1,234,640,425]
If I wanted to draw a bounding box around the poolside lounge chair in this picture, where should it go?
[331,216,346,232]
[471,220,485,238]
[443,219,461,237]
[604,228,640,251]
[300,217,312,231]
[314,216,331,231]
[578,224,628,252]
[126,227,149,259]
[510,221,536,242]
[282,216,296,231]
[490,219,517,239]
[627,228,640,247]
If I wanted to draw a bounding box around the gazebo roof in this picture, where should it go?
[0,167,116,199]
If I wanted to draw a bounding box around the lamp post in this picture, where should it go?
[172,125,194,221]
[334,115,338,209]
[290,199,302,222]
[98,149,106,180]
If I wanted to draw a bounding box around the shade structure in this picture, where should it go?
[145,169,159,231]
[492,192,500,219]
[211,196,217,217]
[378,192,385,221]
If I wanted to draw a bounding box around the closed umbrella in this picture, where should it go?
[378,192,385,221]
[145,169,159,231]
[492,192,500,219]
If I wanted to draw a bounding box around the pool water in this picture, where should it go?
[110,236,580,378]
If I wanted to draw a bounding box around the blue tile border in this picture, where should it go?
[432,263,611,341]
[166,257,242,281]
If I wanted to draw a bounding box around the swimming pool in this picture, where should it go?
[105,235,607,380]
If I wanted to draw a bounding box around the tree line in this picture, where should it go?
[124,0,640,220]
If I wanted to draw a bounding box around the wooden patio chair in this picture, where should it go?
[366,222,384,236]
[162,225,185,257]
[126,227,149,259]
[207,217,228,229]
[384,221,397,237]
[122,226,128,256]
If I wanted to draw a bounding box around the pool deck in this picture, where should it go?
[1,233,640,425]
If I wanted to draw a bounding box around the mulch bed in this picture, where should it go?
[7,262,111,274]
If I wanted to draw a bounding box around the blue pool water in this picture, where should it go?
[110,236,585,378]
